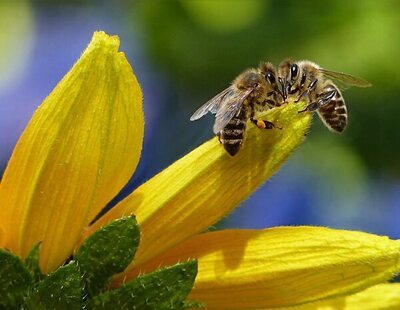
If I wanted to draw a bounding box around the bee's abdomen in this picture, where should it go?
[317,86,348,133]
[318,99,347,133]
[220,109,247,156]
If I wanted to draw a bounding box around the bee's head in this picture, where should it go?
[259,62,285,101]
[278,59,300,99]
[259,62,277,86]
[278,59,298,81]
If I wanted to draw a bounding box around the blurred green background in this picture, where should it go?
[1,0,399,238]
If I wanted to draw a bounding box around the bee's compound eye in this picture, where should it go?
[265,72,276,84]
[290,64,299,79]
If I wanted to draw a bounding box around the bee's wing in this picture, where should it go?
[319,69,372,88]
[190,87,232,121]
[213,88,253,134]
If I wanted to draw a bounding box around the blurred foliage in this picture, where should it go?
[32,0,91,5]
[182,0,267,34]
[296,133,368,219]
[128,0,400,174]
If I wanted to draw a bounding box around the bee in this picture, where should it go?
[190,63,283,156]
[278,59,371,133]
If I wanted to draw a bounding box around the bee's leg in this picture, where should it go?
[252,119,282,130]
[295,78,318,103]
[298,90,336,113]
[288,85,300,95]
[271,83,286,104]
[263,98,280,108]
[250,102,282,129]
[216,132,222,144]
[278,77,287,103]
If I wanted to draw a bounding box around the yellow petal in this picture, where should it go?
[0,31,144,273]
[291,283,400,310]
[0,226,3,246]
[116,227,400,309]
[89,102,311,269]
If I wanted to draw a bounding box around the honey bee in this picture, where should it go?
[278,59,371,132]
[190,63,283,156]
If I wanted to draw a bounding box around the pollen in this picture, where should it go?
[256,119,266,129]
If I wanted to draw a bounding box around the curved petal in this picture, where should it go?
[89,103,311,269]
[0,31,144,273]
[0,226,3,246]
[291,283,400,310]
[115,227,400,309]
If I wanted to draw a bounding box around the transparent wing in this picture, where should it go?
[190,87,232,121]
[319,69,372,88]
[213,88,253,134]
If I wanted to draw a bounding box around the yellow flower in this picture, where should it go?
[288,283,400,310]
[0,31,399,309]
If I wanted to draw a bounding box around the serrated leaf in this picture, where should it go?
[0,248,32,308]
[24,243,44,283]
[24,261,82,310]
[87,260,198,310]
[75,216,140,297]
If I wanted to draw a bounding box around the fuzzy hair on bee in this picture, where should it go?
[278,59,371,133]
[190,65,283,156]
[190,59,371,155]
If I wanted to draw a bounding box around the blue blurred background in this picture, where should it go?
[1,0,399,238]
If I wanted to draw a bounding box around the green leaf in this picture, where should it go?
[86,260,198,310]
[24,261,82,310]
[0,249,32,308]
[74,216,140,297]
[24,243,44,283]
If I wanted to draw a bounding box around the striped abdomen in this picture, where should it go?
[219,107,247,156]
[317,85,348,133]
